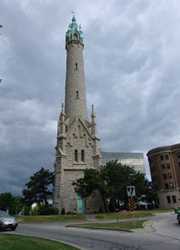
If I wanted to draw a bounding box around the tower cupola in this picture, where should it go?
[66,15,83,46]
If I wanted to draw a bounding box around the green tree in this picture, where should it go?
[0,193,24,215]
[73,161,147,212]
[0,192,14,211]
[73,168,109,212]
[22,168,54,206]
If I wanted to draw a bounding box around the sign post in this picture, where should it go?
[127,185,136,211]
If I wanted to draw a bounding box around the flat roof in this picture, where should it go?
[101,151,144,160]
[147,143,180,156]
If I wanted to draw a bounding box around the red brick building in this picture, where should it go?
[147,144,180,208]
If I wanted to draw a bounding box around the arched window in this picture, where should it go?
[74,33,78,40]
[74,149,78,162]
[81,150,85,162]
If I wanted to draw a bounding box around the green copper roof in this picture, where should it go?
[66,16,83,44]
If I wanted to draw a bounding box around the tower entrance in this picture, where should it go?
[77,194,85,214]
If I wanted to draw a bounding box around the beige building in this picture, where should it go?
[147,144,180,209]
[101,152,145,173]
[54,16,101,213]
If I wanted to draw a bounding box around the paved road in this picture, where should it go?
[9,213,180,250]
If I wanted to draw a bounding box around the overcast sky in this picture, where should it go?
[0,0,180,194]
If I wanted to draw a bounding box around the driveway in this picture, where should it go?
[8,212,180,250]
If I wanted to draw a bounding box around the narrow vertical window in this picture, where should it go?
[74,150,78,162]
[165,154,169,160]
[81,150,85,162]
[172,195,176,203]
[76,90,79,99]
[166,196,171,204]
[75,62,78,71]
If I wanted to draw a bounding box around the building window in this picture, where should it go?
[74,149,78,162]
[75,62,78,71]
[166,196,171,204]
[65,125,68,132]
[168,172,172,179]
[161,164,165,169]
[165,154,169,160]
[165,183,169,189]
[172,195,176,203]
[160,155,164,161]
[81,150,85,162]
[167,163,170,169]
[163,173,167,180]
[76,90,79,99]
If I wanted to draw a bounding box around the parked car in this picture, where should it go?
[137,200,154,210]
[0,210,18,231]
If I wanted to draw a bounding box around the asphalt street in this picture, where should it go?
[7,213,180,250]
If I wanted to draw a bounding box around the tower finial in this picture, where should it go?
[91,104,96,119]
[61,103,64,113]
[71,11,76,22]
[91,104,96,136]
[92,104,94,114]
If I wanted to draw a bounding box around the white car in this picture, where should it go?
[0,210,18,231]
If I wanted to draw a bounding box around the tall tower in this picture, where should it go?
[54,16,101,213]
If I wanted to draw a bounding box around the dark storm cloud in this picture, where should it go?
[0,0,180,193]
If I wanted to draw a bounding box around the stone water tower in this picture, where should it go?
[54,16,101,213]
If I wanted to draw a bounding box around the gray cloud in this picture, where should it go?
[0,0,180,193]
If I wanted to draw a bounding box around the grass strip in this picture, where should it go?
[67,220,146,232]
[17,214,85,223]
[95,209,173,220]
[0,234,79,250]
[95,211,153,220]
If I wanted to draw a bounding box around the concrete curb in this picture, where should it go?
[66,224,132,232]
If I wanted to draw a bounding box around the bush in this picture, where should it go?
[37,205,59,215]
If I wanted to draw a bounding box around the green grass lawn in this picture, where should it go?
[95,210,153,220]
[0,235,79,250]
[151,208,173,214]
[17,214,85,223]
[95,209,172,220]
[17,209,172,224]
[67,220,146,232]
